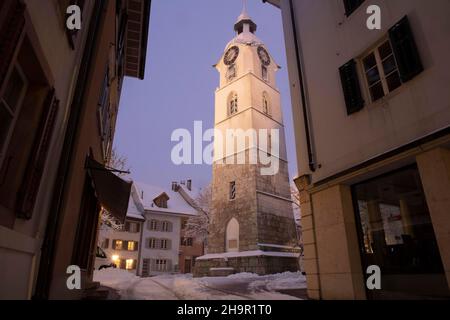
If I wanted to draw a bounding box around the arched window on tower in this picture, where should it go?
[229,92,238,116]
[262,92,270,115]
[226,218,239,252]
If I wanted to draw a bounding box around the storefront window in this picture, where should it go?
[352,165,449,299]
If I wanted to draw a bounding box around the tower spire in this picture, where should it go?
[234,0,257,34]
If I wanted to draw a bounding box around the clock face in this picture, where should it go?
[257,46,271,66]
[224,46,239,65]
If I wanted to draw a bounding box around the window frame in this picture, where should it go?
[229,93,238,116]
[359,38,402,104]
[226,64,237,82]
[0,64,28,168]
[229,181,236,201]
[262,65,268,82]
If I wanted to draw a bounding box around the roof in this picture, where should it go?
[132,181,198,216]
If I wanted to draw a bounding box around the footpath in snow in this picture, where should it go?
[93,269,307,300]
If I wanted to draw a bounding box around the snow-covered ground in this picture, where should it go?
[93,269,307,300]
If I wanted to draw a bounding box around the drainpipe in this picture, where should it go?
[33,0,106,299]
[287,0,316,172]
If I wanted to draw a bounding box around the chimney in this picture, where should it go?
[187,179,192,191]
[141,191,144,199]
[172,181,178,191]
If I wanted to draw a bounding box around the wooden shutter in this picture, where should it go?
[0,0,26,90]
[134,241,139,251]
[167,239,172,250]
[136,223,141,233]
[112,240,117,249]
[339,59,364,115]
[119,259,126,269]
[16,89,60,219]
[389,16,423,83]
[124,221,130,231]
[168,222,173,232]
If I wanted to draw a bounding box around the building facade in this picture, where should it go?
[195,6,299,277]
[0,0,151,299]
[265,0,450,299]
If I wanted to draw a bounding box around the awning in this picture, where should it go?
[85,156,132,223]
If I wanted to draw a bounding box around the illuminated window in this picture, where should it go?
[114,240,123,250]
[127,241,136,251]
[125,259,134,270]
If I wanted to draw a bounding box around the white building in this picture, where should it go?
[98,181,198,276]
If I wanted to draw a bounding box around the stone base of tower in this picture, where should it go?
[193,251,300,277]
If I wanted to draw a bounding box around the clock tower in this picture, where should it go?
[195,3,299,276]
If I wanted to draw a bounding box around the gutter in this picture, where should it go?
[287,0,316,172]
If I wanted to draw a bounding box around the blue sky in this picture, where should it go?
[113,0,297,190]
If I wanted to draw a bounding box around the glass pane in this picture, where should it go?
[369,82,384,101]
[382,55,398,77]
[387,72,402,92]
[366,67,380,86]
[378,41,393,60]
[353,166,449,299]
[0,102,13,150]
[3,68,25,112]
[363,53,377,71]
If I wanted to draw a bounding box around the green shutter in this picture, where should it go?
[339,59,364,115]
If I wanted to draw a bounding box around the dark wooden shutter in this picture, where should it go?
[16,89,60,219]
[136,223,141,233]
[339,59,364,115]
[119,259,126,269]
[105,238,109,249]
[389,16,423,83]
[343,0,364,17]
[112,240,117,249]
[134,241,139,251]
[124,221,130,231]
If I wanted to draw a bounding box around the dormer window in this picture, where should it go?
[226,64,236,82]
[154,193,169,209]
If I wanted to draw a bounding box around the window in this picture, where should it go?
[162,221,171,232]
[353,166,447,299]
[343,0,365,16]
[362,40,401,102]
[229,181,236,200]
[160,239,169,250]
[226,64,236,81]
[0,66,28,165]
[262,92,269,115]
[114,240,123,250]
[229,93,238,116]
[262,65,268,81]
[226,218,239,252]
[149,219,158,231]
[125,259,135,270]
[148,238,157,249]
[101,238,109,249]
[181,237,193,247]
[127,241,136,251]
[155,259,168,272]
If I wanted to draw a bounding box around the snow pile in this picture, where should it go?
[227,272,259,279]
[93,268,139,293]
[249,272,306,291]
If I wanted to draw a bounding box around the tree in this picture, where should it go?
[99,148,131,230]
[184,184,212,245]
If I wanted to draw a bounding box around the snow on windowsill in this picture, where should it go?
[196,250,300,261]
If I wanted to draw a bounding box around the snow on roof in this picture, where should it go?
[133,181,197,216]
[126,195,144,220]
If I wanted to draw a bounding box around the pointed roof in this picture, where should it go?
[234,0,257,34]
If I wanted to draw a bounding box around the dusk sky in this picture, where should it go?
[113,0,298,191]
